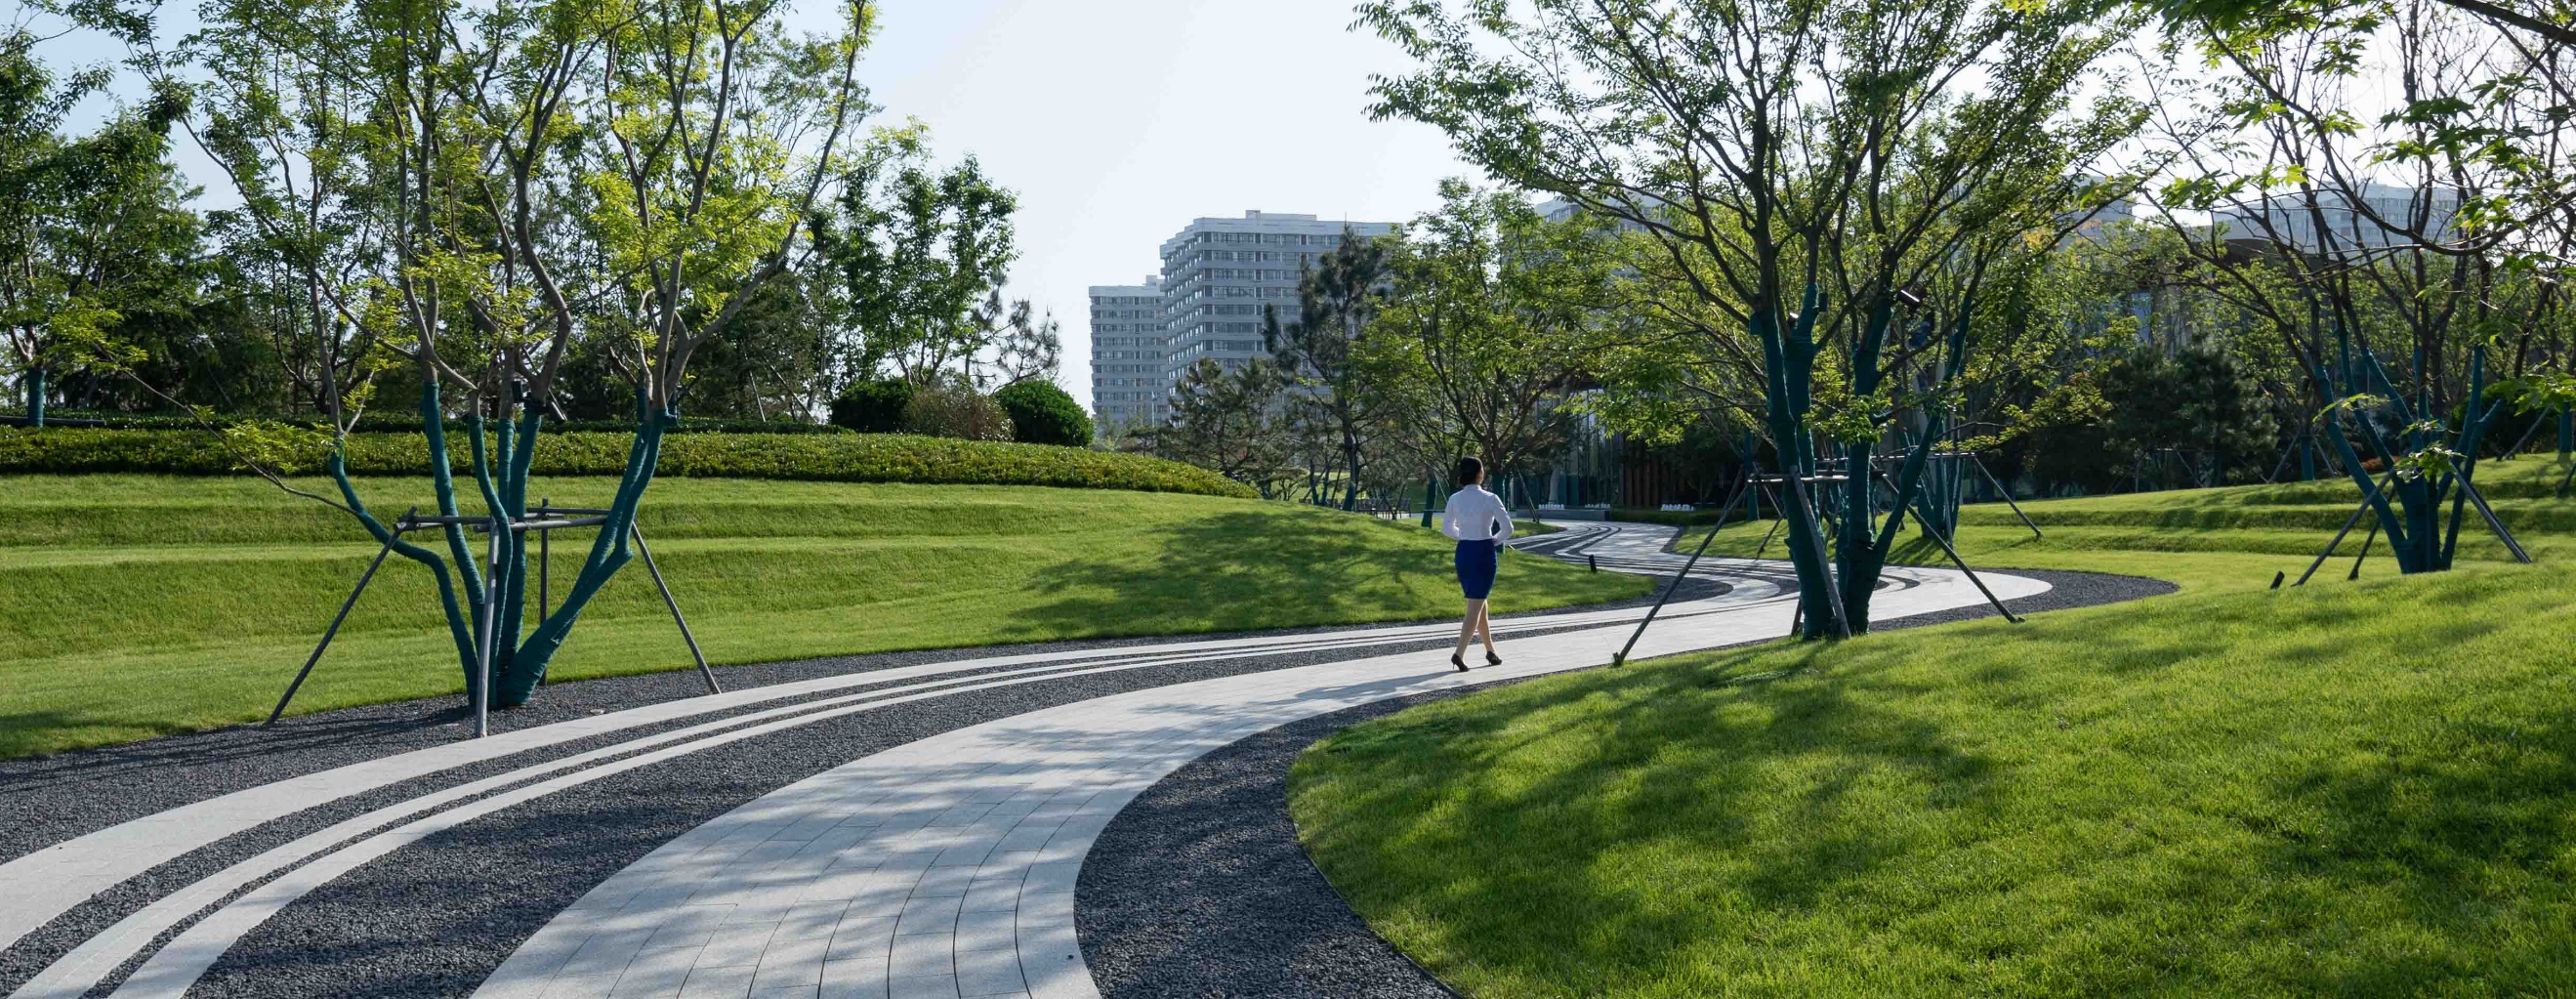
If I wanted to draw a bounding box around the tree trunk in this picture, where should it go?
[1751,302,1844,640]
[495,390,669,706]
[1342,425,1359,512]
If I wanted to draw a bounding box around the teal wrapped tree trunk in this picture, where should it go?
[322,382,673,707]
[1754,286,1977,640]
[2311,328,2510,575]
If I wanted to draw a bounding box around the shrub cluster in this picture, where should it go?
[993,381,1093,447]
[902,385,1015,441]
[0,428,1258,498]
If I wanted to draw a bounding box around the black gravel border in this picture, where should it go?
[0,551,1728,998]
[1071,565,2173,999]
[0,551,1713,866]
[0,525,2148,999]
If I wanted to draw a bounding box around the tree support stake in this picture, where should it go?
[266,518,406,727]
[1612,473,1752,666]
[631,523,723,695]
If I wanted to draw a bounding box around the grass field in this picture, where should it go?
[1679,454,2576,593]
[1292,457,2576,997]
[0,474,1644,758]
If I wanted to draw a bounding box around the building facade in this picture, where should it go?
[1087,277,1164,436]
[1087,211,1399,433]
[2213,183,2460,256]
[1153,211,1397,408]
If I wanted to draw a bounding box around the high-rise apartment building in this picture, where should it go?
[1088,277,1164,436]
[1154,211,1396,418]
[1087,211,1398,433]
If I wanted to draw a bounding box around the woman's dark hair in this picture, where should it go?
[1454,456,1484,486]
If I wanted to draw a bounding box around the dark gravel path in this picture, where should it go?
[1070,565,2172,999]
[0,568,1719,867]
[0,575,1727,999]
[1078,691,1474,999]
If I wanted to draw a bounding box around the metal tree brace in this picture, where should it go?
[266,502,723,736]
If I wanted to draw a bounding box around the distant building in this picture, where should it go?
[1155,211,1397,392]
[1088,277,1163,437]
[2059,193,2141,246]
[2213,183,2460,256]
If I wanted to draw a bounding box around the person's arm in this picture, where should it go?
[1440,492,1464,540]
[1492,495,1514,545]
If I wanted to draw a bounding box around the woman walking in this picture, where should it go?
[1439,456,1512,672]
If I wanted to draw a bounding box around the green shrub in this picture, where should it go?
[828,380,914,433]
[993,381,1094,446]
[1,409,838,434]
[902,385,1014,441]
[0,427,1257,497]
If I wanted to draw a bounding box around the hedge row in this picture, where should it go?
[0,428,1258,498]
[0,410,847,435]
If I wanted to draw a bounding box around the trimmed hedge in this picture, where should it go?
[0,410,845,435]
[0,427,1258,498]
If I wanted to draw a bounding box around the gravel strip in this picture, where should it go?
[1077,691,1475,999]
[0,564,1710,866]
[1070,565,2171,999]
[0,577,1728,998]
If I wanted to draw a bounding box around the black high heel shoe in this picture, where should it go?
[1451,652,1470,672]
[1485,650,1503,666]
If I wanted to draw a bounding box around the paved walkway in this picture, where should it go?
[0,523,2044,999]
[468,537,2042,999]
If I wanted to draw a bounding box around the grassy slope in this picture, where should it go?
[1680,455,2576,592]
[0,475,1644,758]
[1292,458,2576,997]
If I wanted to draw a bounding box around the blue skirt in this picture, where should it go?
[1454,539,1499,600]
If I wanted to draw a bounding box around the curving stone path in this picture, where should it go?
[0,522,2056,999]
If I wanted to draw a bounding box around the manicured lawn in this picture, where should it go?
[1680,455,2576,592]
[1292,460,2576,996]
[0,475,1645,758]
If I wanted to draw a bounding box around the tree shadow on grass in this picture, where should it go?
[1011,512,1459,638]
[1298,649,2016,987]
[1302,565,2576,995]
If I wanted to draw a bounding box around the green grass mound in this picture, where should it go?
[0,426,1252,498]
[0,475,1647,758]
[1680,456,2576,592]
[1291,562,2576,997]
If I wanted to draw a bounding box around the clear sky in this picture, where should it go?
[857,0,1475,406]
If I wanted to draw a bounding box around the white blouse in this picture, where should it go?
[1439,486,1515,543]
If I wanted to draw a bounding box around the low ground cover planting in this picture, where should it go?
[0,475,1645,758]
[1293,460,2576,996]
[0,427,1252,497]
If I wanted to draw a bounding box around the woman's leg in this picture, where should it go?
[1455,599,1485,656]
[1475,601,1496,651]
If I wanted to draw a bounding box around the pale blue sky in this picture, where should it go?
[36,0,1479,407]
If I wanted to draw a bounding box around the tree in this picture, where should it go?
[0,33,195,427]
[1361,0,2141,636]
[2139,0,2571,570]
[121,0,878,708]
[814,139,1018,389]
[1147,357,1290,491]
[1265,229,1392,511]
[1364,182,1629,502]
[2098,340,2280,485]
